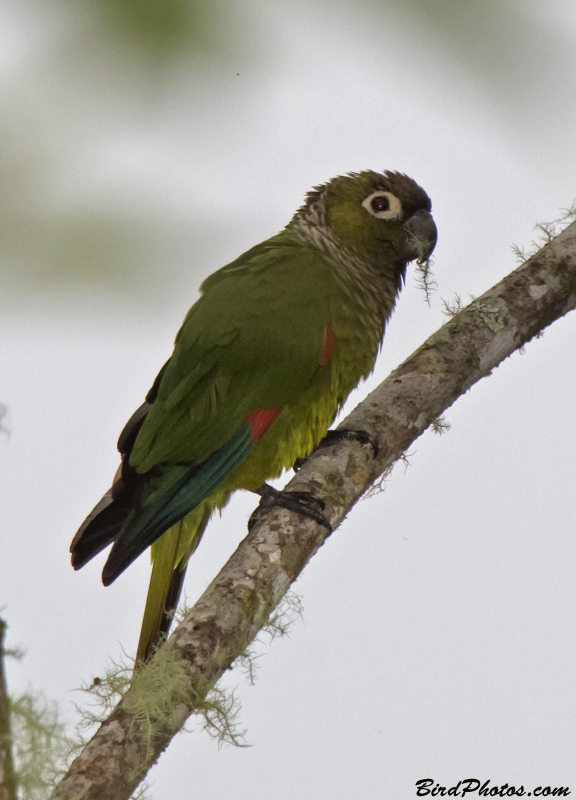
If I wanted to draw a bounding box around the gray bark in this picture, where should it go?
[50,220,576,800]
[0,620,17,800]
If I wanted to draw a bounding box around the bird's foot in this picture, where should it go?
[248,484,332,532]
[293,428,379,471]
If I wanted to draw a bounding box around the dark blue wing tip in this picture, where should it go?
[100,424,253,585]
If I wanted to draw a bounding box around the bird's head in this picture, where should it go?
[296,170,437,276]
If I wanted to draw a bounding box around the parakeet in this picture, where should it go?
[71,170,437,661]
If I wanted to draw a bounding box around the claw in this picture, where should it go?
[319,429,379,458]
[292,429,379,473]
[249,484,332,532]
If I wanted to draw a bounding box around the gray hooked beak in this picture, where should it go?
[404,209,438,262]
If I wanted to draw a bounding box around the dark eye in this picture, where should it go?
[362,191,402,219]
[371,195,390,213]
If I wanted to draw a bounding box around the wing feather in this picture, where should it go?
[130,237,334,473]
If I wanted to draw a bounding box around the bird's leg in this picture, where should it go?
[248,484,332,532]
[250,431,379,531]
[293,428,379,471]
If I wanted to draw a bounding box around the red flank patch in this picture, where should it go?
[246,408,281,440]
[320,324,335,366]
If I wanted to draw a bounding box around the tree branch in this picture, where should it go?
[50,220,576,800]
[0,620,18,800]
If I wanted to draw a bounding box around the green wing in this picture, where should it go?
[130,232,335,473]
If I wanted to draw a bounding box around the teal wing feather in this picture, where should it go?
[102,425,252,585]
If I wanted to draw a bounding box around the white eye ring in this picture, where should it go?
[362,191,402,220]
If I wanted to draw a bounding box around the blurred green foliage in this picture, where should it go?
[388,0,552,88]
[84,0,215,57]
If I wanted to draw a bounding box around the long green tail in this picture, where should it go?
[136,503,213,662]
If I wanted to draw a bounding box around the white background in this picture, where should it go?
[1,1,575,797]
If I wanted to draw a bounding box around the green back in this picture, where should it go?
[130,231,335,472]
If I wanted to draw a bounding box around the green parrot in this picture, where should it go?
[71,170,437,661]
